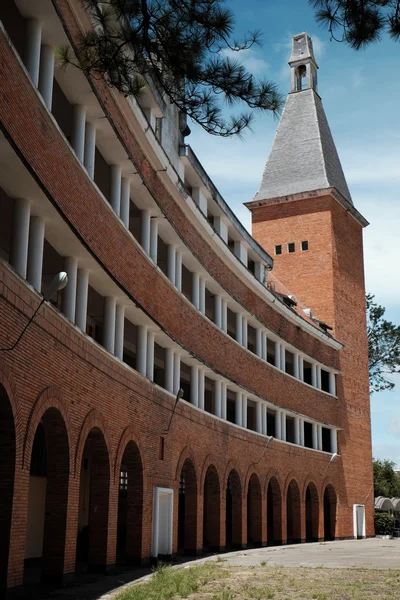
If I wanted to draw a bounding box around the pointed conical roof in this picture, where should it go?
[255,88,353,205]
[254,32,352,206]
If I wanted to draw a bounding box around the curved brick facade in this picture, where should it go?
[0,1,373,594]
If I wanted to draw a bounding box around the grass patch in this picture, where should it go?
[115,563,226,600]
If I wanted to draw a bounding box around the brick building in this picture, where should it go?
[0,1,373,594]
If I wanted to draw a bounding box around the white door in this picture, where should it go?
[356,505,365,538]
[152,487,174,557]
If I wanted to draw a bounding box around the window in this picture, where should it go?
[286,416,295,444]
[301,240,309,251]
[267,410,276,436]
[275,244,282,255]
[155,117,163,143]
[321,369,330,393]
[288,242,295,253]
[304,422,313,448]
[119,470,128,492]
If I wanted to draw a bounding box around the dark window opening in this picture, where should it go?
[322,427,331,453]
[286,416,295,444]
[227,307,236,340]
[248,258,256,276]
[247,400,256,432]
[204,377,215,414]
[227,391,236,424]
[123,319,138,370]
[304,422,313,449]
[52,80,73,141]
[180,361,192,403]
[184,180,193,197]
[301,240,309,251]
[285,350,295,376]
[206,209,214,227]
[0,0,26,57]
[128,200,141,243]
[0,188,15,263]
[288,242,295,253]
[205,288,215,321]
[228,236,235,254]
[181,265,193,302]
[267,410,276,436]
[94,148,111,200]
[267,339,276,365]
[157,235,168,277]
[42,239,64,309]
[154,342,165,388]
[275,245,282,256]
[248,325,257,354]
[321,369,330,393]
[86,285,104,344]
[303,360,312,385]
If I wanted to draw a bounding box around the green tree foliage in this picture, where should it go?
[59,0,282,137]
[373,458,400,497]
[367,294,400,393]
[374,512,395,535]
[310,1,400,49]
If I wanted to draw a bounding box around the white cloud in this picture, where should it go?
[220,48,270,76]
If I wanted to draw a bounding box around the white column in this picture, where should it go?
[262,332,267,361]
[312,423,318,450]
[175,251,182,291]
[255,261,265,283]
[110,165,122,216]
[236,313,243,345]
[281,411,286,441]
[120,178,131,228]
[25,19,42,87]
[199,278,206,314]
[191,365,199,407]
[115,304,125,361]
[150,217,159,264]
[318,424,323,451]
[146,331,155,381]
[242,316,248,349]
[198,369,205,410]
[300,418,305,446]
[10,198,30,279]
[242,394,247,428]
[275,341,281,370]
[103,297,116,354]
[298,355,304,382]
[173,353,181,395]
[262,405,267,435]
[280,345,286,372]
[234,240,248,265]
[167,244,176,285]
[330,429,338,454]
[221,383,227,420]
[84,122,96,179]
[275,410,282,439]
[256,328,262,357]
[294,417,300,445]
[221,299,228,333]
[38,45,54,110]
[141,209,151,255]
[214,380,222,418]
[256,402,262,434]
[214,295,222,328]
[311,363,317,387]
[235,392,243,427]
[214,216,228,243]
[317,366,322,390]
[165,348,174,393]
[293,353,299,379]
[71,105,86,163]
[192,273,200,310]
[137,325,148,376]
[26,215,45,292]
[329,372,336,396]
[62,256,78,322]
[75,268,89,331]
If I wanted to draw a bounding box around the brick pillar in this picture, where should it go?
[106,480,118,570]
[122,443,144,564]
[63,472,80,577]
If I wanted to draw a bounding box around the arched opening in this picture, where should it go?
[76,428,110,572]
[247,473,262,547]
[226,470,242,549]
[296,64,307,91]
[116,441,143,565]
[286,480,301,544]
[267,477,282,545]
[203,465,220,552]
[24,408,69,584]
[305,483,319,542]
[0,385,16,592]
[324,485,337,541]
[177,459,197,555]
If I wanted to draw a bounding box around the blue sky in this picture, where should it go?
[188,0,400,466]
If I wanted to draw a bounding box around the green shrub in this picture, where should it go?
[374,511,395,535]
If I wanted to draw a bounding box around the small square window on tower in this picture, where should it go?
[301,240,309,251]
[288,242,295,253]
[275,244,282,255]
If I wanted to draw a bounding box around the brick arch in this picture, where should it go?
[175,446,199,484]
[243,465,264,500]
[265,471,283,545]
[320,478,339,505]
[0,358,21,433]
[304,479,320,543]
[247,471,263,546]
[283,472,301,497]
[114,425,145,485]
[302,475,320,503]
[200,454,221,490]
[74,409,112,476]
[223,460,244,490]
[264,468,283,498]
[202,458,221,551]
[285,475,302,544]
[23,385,72,470]
[321,479,338,541]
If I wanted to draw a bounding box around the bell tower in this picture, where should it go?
[245,33,374,539]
